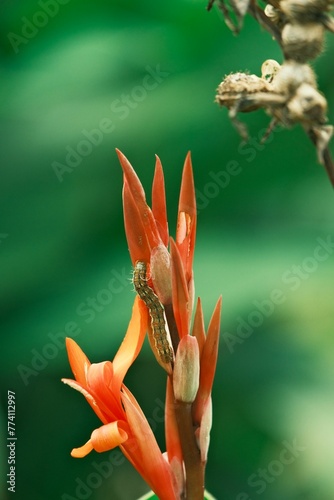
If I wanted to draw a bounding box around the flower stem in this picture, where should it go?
[174,399,205,500]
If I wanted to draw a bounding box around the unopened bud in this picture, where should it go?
[173,336,199,403]
[150,244,172,304]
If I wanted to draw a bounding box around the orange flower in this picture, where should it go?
[116,150,222,498]
[63,150,221,500]
[62,297,178,500]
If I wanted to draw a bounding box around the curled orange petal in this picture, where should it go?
[71,440,94,458]
[91,421,128,452]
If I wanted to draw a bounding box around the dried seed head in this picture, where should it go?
[212,0,334,183]
[287,83,327,124]
[217,72,271,94]
[216,72,271,111]
[280,0,333,21]
[272,61,317,94]
[282,22,325,61]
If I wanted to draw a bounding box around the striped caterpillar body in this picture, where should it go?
[133,261,173,364]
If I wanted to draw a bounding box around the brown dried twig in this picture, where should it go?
[209,0,334,186]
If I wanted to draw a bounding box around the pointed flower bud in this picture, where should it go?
[173,336,200,403]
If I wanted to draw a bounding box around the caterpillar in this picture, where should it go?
[133,261,173,364]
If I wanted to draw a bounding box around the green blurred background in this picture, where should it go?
[1,1,334,499]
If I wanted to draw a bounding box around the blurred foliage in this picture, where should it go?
[0,1,334,499]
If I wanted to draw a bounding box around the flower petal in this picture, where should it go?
[113,296,148,392]
[123,182,151,263]
[91,421,129,452]
[71,440,94,458]
[152,155,169,247]
[176,152,197,282]
[117,149,161,260]
[65,338,91,386]
[193,296,222,425]
[192,297,206,355]
[170,238,190,338]
[121,386,177,500]
[61,378,107,424]
[86,362,123,421]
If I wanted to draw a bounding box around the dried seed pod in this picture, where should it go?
[271,60,317,94]
[280,0,333,21]
[282,22,325,61]
[212,0,334,185]
[216,69,285,138]
[216,72,272,111]
[287,83,327,124]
